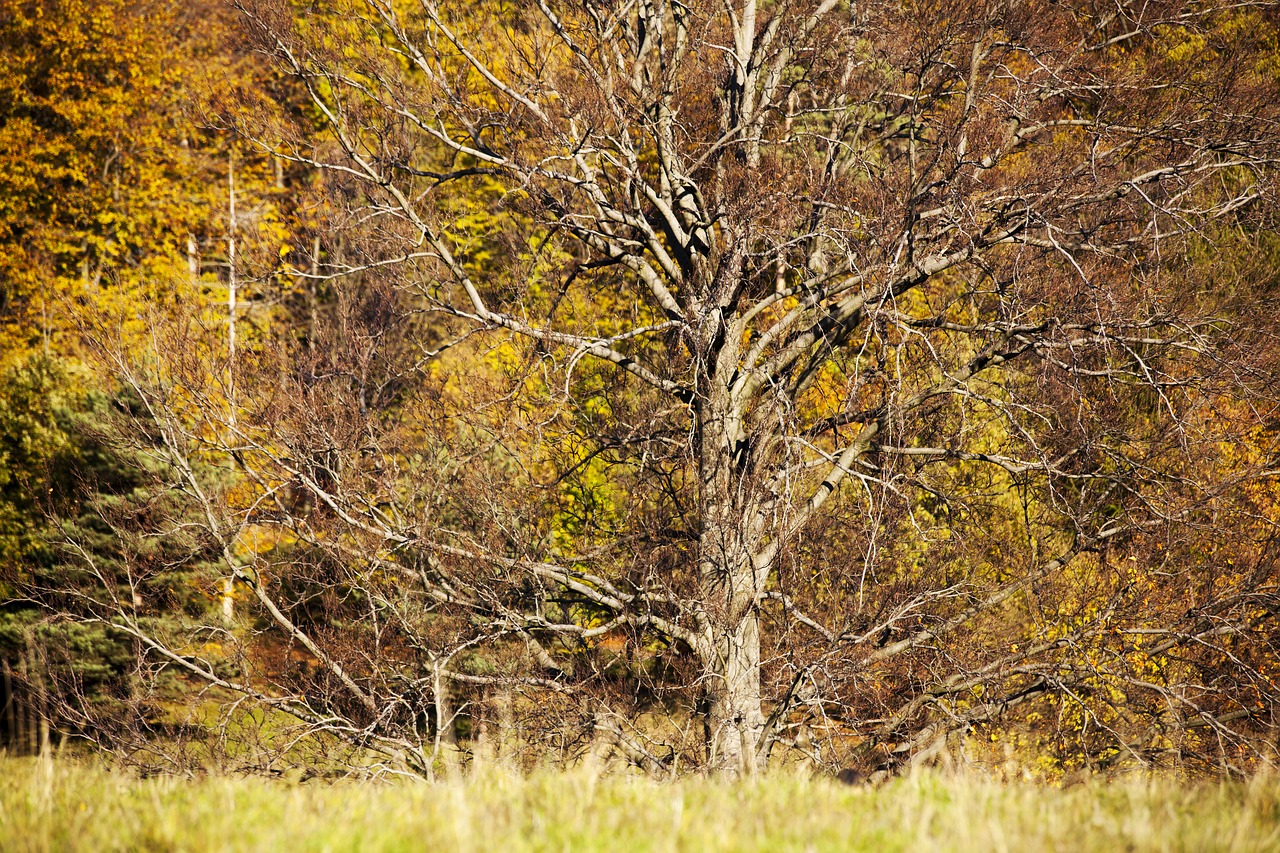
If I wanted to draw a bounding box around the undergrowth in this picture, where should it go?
[1,758,1278,852]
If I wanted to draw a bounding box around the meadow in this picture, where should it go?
[1,758,1279,852]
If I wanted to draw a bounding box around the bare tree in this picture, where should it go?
[55,0,1280,776]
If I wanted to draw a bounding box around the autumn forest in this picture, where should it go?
[3,0,1280,791]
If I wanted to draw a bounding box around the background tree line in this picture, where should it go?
[3,0,1280,780]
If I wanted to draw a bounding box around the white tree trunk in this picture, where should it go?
[695,332,770,774]
[700,608,766,774]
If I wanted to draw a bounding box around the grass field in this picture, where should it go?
[1,758,1279,852]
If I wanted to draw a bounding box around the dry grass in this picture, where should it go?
[1,757,1278,852]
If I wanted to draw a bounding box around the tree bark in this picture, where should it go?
[18,637,33,755]
[694,320,770,774]
[698,608,766,774]
[1,659,15,753]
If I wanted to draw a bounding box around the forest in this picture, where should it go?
[2,0,1280,804]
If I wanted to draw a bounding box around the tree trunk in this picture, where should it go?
[700,608,766,774]
[695,331,770,774]
[34,653,49,756]
[1,659,15,753]
[221,576,235,624]
[18,639,34,755]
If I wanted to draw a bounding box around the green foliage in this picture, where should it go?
[0,354,130,738]
[0,355,84,567]
[0,352,227,745]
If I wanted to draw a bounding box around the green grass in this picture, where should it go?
[1,758,1279,852]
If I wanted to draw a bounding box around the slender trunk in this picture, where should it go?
[227,150,237,425]
[222,152,238,624]
[14,662,27,755]
[221,577,235,624]
[34,651,49,755]
[432,665,457,752]
[308,234,320,352]
[473,688,492,763]
[19,636,34,755]
[2,659,14,753]
[495,687,515,764]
